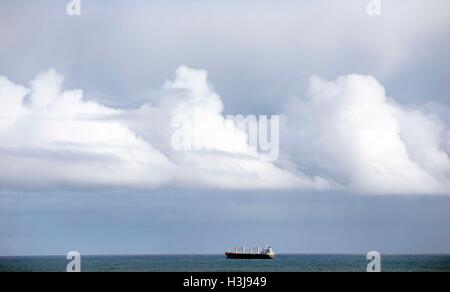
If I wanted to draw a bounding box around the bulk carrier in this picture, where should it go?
[225,245,275,259]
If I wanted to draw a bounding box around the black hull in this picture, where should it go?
[225,252,275,259]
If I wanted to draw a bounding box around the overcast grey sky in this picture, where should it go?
[0,0,449,255]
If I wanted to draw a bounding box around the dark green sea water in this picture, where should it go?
[0,255,449,272]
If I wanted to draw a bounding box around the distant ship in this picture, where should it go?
[225,245,275,259]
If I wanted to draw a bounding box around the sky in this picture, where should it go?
[0,0,449,255]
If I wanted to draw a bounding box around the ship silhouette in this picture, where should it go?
[225,245,275,259]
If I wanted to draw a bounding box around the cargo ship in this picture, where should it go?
[225,245,275,259]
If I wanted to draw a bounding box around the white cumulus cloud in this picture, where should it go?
[0,69,174,190]
[284,74,450,195]
[0,66,331,191]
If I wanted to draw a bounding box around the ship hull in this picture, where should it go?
[225,252,275,259]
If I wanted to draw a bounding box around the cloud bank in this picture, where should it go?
[0,67,449,194]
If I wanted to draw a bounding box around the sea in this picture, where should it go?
[1,254,449,272]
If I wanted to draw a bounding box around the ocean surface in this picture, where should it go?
[1,255,449,272]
